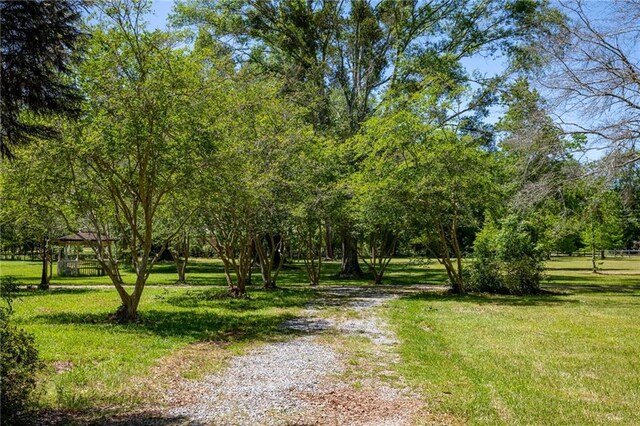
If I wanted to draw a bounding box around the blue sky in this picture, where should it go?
[145,0,175,30]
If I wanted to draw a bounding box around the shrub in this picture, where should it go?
[0,287,43,425]
[466,215,544,295]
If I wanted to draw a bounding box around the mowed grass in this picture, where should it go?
[0,256,450,287]
[4,255,639,422]
[0,258,232,287]
[389,256,640,425]
[2,257,443,415]
[9,285,317,412]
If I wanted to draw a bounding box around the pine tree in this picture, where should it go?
[0,0,84,159]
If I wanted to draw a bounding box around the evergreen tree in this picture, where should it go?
[0,0,85,159]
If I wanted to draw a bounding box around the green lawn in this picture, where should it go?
[0,256,451,287]
[0,258,234,287]
[389,256,640,425]
[10,286,317,411]
[3,255,639,423]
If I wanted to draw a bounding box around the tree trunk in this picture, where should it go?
[591,223,597,273]
[48,250,53,282]
[39,236,49,290]
[229,275,247,297]
[177,261,187,283]
[261,264,276,290]
[272,234,283,268]
[325,222,334,260]
[174,232,190,284]
[339,231,363,278]
[600,249,605,260]
[111,295,140,322]
[108,284,142,323]
[254,233,284,290]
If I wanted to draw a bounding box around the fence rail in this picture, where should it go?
[552,250,640,257]
[57,260,105,277]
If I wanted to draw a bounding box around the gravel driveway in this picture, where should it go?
[164,286,422,425]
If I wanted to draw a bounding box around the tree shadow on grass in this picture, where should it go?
[13,288,98,298]
[158,287,318,311]
[381,269,449,286]
[545,283,640,295]
[150,261,226,275]
[400,290,578,307]
[31,289,322,343]
[35,409,202,426]
[544,267,594,271]
[545,274,599,283]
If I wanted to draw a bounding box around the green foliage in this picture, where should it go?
[352,82,501,291]
[0,276,20,294]
[0,285,43,425]
[0,0,84,159]
[581,190,625,253]
[617,162,640,249]
[466,215,544,294]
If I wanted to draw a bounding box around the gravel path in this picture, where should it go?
[170,337,340,425]
[166,286,421,425]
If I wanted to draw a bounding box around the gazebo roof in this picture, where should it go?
[57,232,116,243]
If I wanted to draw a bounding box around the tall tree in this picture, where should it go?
[0,0,85,159]
[175,0,562,277]
[496,78,588,260]
[61,0,207,321]
[616,162,640,249]
[582,188,624,270]
[0,135,77,290]
[355,83,499,293]
[197,72,317,295]
[498,78,581,207]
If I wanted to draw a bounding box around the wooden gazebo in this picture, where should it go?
[56,232,116,277]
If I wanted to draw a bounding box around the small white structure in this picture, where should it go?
[56,232,115,277]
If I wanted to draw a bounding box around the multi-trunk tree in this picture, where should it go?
[355,84,498,293]
[60,0,209,321]
[197,73,318,295]
[0,136,77,290]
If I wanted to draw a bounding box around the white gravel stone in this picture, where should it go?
[169,287,407,425]
[169,337,343,425]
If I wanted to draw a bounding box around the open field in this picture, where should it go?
[2,256,639,423]
[388,257,640,425]
[0,257,452,288]
[3,255,639,287]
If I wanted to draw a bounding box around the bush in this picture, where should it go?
[466,215,544,295]
[1,288,43,425]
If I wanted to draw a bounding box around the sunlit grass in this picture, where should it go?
[0,256,453,287]
[10,286,316,411]
[5,255,639,421]
[388,256,640,425]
